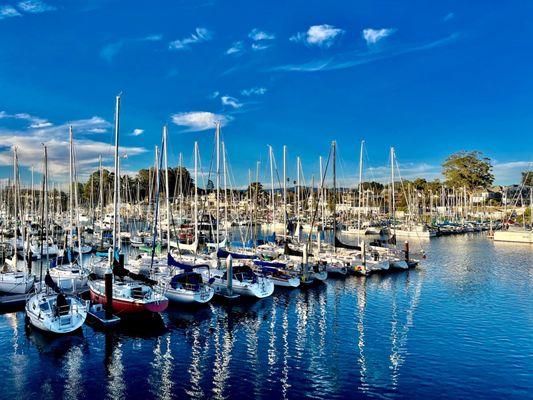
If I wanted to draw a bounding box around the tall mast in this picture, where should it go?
[112,94,121,253]
[99,155,103,220]
[163,125,171,254]
[194,142,199,245]
[178,153,183,223]
[215,122,220,247]
[357,140,364,234]
[283,145,287,236]
[269,145,275,224]
[69,125,74,249]
[390,147,396,232]
[296,156,301,224]
[44,145,49,265]
[332,141,337,252]
[30,164,34,218]
[222,141,228,238]
[12,148,17,269]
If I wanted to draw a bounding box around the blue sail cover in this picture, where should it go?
[167,253,195,272]
[253,260,287,269]
[170,272,202,289]
[45,271,61,294]
[217,248,256,260]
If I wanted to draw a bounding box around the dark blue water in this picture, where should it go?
[1,234,532,399]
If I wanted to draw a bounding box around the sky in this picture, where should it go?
[0,0,532,188]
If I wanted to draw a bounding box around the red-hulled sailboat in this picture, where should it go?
[88,94,168,315]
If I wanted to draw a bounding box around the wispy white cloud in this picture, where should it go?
[493,161,533,185]
[248,28,275,41]
[273,33,460,72]
[443,12,454,22]
[168,27,212,50]
[251,42,271,51]
[171,111,231,132]
[362,28,395,45]
[240,87,267,96]
[144,34,162,41]
[221,96,242,109]
[0,5,21,19]
[290,24,344,48]
[0,113,144,179]
[226,40,244,55]
[17,0,55,13]
[209,91,220,99]
[131,128,144,136]
[0,111,52,128]
[101,34,163,62]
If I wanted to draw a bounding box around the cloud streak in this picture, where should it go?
[171,111,231,132]
[241,87,267,96]
[17,0,55,13]
[273,32,460,72]
[101,34,163,62]
[168,27,212,50]
[249,28,275,41]
[0,5,21,19]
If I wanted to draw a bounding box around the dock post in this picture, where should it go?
[226,255,233,297]
[404,241,410,262]
[361,241,366,266]
[28,250,32,274]
[105,272,113,319]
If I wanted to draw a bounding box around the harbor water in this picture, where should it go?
[0,234,531,399]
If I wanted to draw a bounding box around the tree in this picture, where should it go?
[522,171,533,186]
[83,168,113,205]
[442,151,494,191]
[247,182,263,194]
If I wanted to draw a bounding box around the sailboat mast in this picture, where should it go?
[69,125,74,249]
[31,164,34,218]
[269,145,274,224]
[112,94,121,253]
[390,147,396,231]
[357,140,364,233]
[12,148,17,269]
[194,142,199,245]
[332,141,337,253]
[283,145,287,236]
[296,156,300,224]
[215,122,220,247]
[163,125,171,254]
[222,141,228,238]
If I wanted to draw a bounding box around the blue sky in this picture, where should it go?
[0,0,532,187]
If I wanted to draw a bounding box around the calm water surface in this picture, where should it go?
[0,234,532,399]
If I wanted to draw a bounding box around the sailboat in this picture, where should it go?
[88,94,169,315]
[25,145,88,334]
[0,147,35,294]
[145,126,214,304]
[49,126,89,291]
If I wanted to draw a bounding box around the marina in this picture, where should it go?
[0,1,532,398]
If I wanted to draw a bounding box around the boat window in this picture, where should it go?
[39,302,50,311]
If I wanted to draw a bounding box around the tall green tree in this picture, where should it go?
[442,151,494,190]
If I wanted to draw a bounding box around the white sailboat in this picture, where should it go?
[49,126,89,291]
[0,147,35,294]
[25,145,88,334]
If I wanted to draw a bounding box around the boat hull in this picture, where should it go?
[89,289,169,314]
